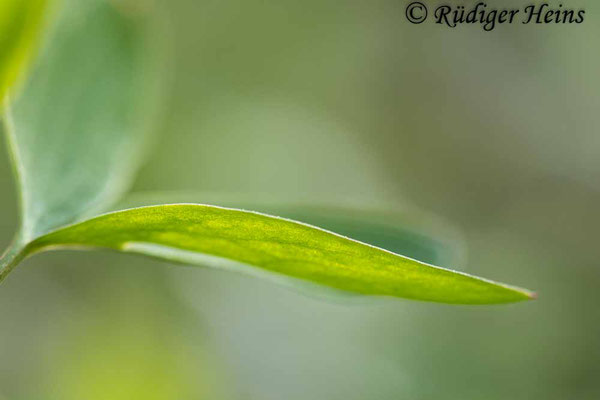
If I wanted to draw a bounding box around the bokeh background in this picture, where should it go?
[1,0,599,398]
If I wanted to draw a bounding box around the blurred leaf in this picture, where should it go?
[0,0,158,280]
[0,0,49,103]
[41,280,227,400]
[3,0,152,241]
[26,204,534,304]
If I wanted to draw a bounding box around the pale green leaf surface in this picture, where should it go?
[4,0,152,240]
[26,204,535,304]
[0,0,49,102]
[118,192,466,267]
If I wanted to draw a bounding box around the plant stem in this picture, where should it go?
[0,239,26,283]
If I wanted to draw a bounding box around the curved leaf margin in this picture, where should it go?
[10,204,537,304]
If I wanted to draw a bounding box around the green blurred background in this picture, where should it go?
[1,0,599,398]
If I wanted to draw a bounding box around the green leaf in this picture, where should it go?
[0,0,534,305]
[0,0,49,103]
[118,192,466,267]
[25,204,535,304]
[3,0,153,241]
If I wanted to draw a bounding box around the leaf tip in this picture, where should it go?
[510,286,537,302]
[526,290,538,300]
